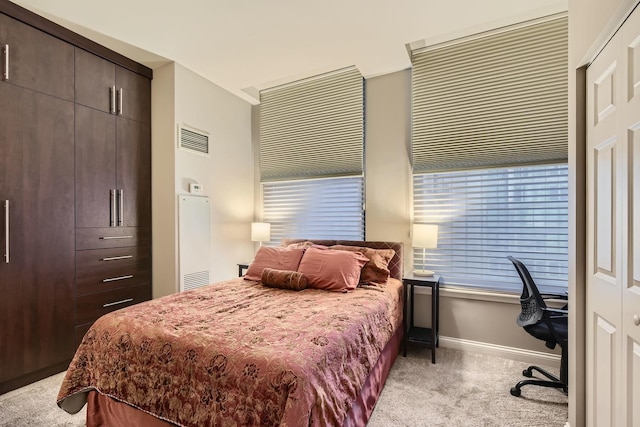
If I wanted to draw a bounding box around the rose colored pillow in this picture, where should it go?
[297,247,369,292]
[244,246,306,281]
[261,268,308,291]
[330,245,395,285]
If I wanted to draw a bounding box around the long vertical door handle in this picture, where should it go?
[4,200,8,263]
[110,85,116,114]
[110,189,116,227]
[2,44,8,81]
[117,189,124,226]
[118,88,123,115]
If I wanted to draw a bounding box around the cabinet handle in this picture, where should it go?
[103,298,133,308]
[634,315,640,327]
[3,200,8,264]
[117,189,124,226]
[2,44,8,81]
[118,88,123,115]
[102,274,134,283]
[110,189,116,227]
[99,235,133,240]
[110,85,116,114]
[101,255,133,261]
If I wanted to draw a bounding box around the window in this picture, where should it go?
[262,176,364,245]
[413,164,568,294]
[259,66,365,244]
[409,14,568,293]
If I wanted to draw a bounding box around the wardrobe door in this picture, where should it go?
[117,117,151,227]
[116,66,151,124]
[75,105,117,228]
[74,47,116,113]
[0,13,73,101]
[0,83,75,391]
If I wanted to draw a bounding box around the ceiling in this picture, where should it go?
[13,0,567,105]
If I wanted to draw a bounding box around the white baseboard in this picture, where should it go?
[439,336,561,368]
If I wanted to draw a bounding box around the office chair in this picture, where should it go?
[507,256,568,397]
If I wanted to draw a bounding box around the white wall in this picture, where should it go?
[152,63,255,298]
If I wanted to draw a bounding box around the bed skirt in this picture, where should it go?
[85,325,403,427]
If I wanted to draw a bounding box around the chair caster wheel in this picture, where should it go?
[510,387,521,397]
[522,369,533,377]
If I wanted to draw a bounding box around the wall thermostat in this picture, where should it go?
[189,183,203,195]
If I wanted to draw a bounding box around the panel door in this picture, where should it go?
[0,83,75,386]
[0,13,73,101]
[116,117,151,227]
[587,4,640,425]
[75,104,117,228]
[621,7,640,426]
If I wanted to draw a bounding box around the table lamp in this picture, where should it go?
[412,223,438,276]
[251,222,271,246]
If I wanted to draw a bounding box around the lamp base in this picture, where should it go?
[413,269,435,277]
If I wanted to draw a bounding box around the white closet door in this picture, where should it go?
[621,6,640,426]
[586,4,640,426]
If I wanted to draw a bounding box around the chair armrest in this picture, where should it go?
[542,307,568,317]
[540,293,568,300]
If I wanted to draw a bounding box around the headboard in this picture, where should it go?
[281,239,404,281]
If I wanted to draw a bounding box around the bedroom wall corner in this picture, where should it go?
[364,70,412,261]
[152,62,179,299]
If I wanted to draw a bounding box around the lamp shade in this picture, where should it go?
[251,222,271,242]
[412,224,438,248]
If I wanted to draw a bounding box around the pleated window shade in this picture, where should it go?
[259,66,364,181]
[410,14,568,172]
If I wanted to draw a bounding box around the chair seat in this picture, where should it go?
[524,316,567,346]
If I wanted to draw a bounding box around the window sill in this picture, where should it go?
[413,285,567,307]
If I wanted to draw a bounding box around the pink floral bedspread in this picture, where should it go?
[57,278,403,426]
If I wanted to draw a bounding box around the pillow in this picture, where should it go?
[244,246,306,281]
[330,245,395,285]
[261,268,308,291]
[282,240,325,250]
[297,247,369,292]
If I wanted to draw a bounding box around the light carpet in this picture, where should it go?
[0,346,567,426]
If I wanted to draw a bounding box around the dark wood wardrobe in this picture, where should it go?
[0,0,152,394]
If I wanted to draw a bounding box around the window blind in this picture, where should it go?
[411,15,568,173]
[413,164,568,294]
[262,176,364,246]
[259,66,364,181]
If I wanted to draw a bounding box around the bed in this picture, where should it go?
[57,239,404,426]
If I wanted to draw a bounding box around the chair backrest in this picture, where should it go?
[507,256,547,327]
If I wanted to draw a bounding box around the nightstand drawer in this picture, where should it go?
[76,227,150,250]
[76,283,150,325]
[76,246,150,296]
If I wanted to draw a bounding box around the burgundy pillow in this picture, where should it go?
[297,247,368,292]
[244,246,306,281]
[261,268,308,291]
[329,245,395,285]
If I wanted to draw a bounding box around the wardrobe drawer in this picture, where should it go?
[76,246,150,296]
[76,227,150,250]
[76,283,150,326]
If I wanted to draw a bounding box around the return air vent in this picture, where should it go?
[179,125,209,155]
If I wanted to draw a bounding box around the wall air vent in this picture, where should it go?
[179,125,209,155]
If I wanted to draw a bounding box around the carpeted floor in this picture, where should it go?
[0,346,567,426]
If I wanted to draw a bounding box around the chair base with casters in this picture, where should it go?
[510,342,568,396]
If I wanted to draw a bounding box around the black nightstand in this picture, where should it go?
[237,263,249,277]
[403,274,441,363]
